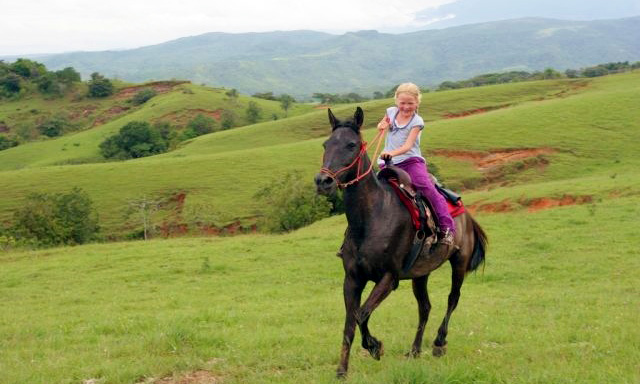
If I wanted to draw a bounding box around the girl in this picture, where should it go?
[378,82,455,246]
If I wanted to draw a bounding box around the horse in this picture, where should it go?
[314,107,488,378]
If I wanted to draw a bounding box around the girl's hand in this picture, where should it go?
[377,116,390,132]
[380,152,393,162]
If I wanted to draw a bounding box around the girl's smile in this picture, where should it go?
[396,92,418,118]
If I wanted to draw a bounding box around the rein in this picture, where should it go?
[320,129,384,189]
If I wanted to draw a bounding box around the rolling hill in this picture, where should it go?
[23,17,640,97]
[1,70,639,239]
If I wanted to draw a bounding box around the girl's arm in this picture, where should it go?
[381,126,421,158]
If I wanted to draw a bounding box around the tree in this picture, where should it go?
[88,72,114,97]
[100,121,168,159]
[184,113,216,138]
[0,74,21,96]
[255,171,332,232]
[126,196,162,240]
[279,94,295,117]
[225,88,239,103]
[9,58,46,79]
[10,188,99,247]
[220,110,235,130]
[246,101,262,124]
[55,67,81,84]
[38,116,68,137]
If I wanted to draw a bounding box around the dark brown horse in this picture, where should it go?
[314,107,488,378]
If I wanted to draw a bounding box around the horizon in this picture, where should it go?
[2,0,640,56]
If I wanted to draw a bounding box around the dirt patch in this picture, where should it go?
[115,80,190,100]
[442,104,511,119]
[92,105,131,126]
[432,148,554,171]
[467,194,593,214]
[154,109,223,127]
[522,194,593,212]
[69,104,99,120]
[138,370,221,384]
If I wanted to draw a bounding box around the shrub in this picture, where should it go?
[10,187,100,247]
[246,101,262,124]
[131,88,157,105]
[187,114,216,135]
[100,121,168,159]
[88,72,114,97]
[255,171,332,233]
[37,116,68,137]
[0,135,18,151]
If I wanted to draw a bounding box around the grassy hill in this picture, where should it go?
[2,71,640,238]
[28,17,640,97]
[1,71,639,383]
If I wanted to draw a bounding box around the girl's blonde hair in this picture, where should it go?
[394,82,422,104]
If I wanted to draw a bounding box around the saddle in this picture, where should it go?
[377,163,465,272]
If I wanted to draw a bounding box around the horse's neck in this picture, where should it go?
[343,158,385,229]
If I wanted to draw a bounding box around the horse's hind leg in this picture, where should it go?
[432,254,466,357]
[356,272,396,360]
[408,275,431,357]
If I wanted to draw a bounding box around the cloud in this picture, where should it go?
[0,0,457,55]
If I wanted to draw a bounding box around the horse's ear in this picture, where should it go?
[328,108,339,131]
[354,107,364,131]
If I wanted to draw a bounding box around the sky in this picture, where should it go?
[0,0,456,55]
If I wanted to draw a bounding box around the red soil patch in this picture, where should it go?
[523,195,593,212]
[92,105,131,126]
[442,104,511,119]
[115,80,190,100]
[432,148,554,171]
[467,194,593,214]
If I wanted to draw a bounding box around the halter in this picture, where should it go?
[320,129,384,189]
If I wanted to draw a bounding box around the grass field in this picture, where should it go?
[1,71,639,383]
[1,196,638,383]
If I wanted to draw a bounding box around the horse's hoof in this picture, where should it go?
[368,340,384,360]
[432,342,448,357]
[405,348,421,358]
[336,368,347,379]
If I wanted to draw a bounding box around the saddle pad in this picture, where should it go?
[447,199,466,218]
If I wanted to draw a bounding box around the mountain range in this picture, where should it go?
[24,16,640,98]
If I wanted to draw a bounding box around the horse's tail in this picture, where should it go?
[467,213,488,272]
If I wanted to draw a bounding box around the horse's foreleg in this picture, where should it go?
[433,255,466,357]
[337,275,364,378]
[408,275,431,357]
[356,272,396,360]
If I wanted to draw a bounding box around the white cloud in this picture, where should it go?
[0,0,456,55]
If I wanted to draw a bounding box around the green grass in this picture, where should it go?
[1,195,638,383]
[3,73,636,237]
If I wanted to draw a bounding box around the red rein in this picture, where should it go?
[320,131,384,189]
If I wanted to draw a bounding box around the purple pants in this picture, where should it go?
[387,157,456,234]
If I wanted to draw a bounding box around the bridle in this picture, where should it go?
[320,128,384,189]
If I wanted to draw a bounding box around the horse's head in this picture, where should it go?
[315,107,365,195]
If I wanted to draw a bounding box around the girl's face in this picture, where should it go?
[395,92,419,117]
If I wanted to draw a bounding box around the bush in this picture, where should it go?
[10,188,100,247]
[0,135,18,151]
[255,171,332,233]
[131,88,157,105]
[37,116,68,137]
[88,72,114,97]
[246,101,262,124]
[100,121,168,159]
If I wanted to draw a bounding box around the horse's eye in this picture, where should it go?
[347,142,357,150]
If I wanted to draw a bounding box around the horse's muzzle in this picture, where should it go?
[315,173,336,195]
